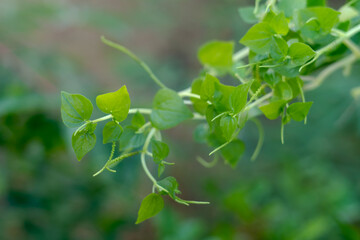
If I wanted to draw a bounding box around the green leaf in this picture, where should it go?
[131,111,146,129]
[151,140,169,164]
[135,193,164,224]
[295,7,340,39]
[238,6,258,24]
[151,89,193,130]
[61,91,93,128]
[220,115,238,141]
[200,74,220,101]
[198,41,234,71]
[270,36,288,59]
[339,5,359,22]
[288,42,316,66]
[96,86,131,122]
[287,102,313,121]
[274,81,293,100]
[220,139,245,168]
[158,163,165,177]
[72,122,97,161]
[230,81,252,114]
[240,22,275,55]
[213,82,235,112]
[263,10,289,35]
[102,121,123,144]
[191,78,208,115]
[157,176,181,199]
[119,126,145,151]
[278,0,306,17]
[259,100,287,120]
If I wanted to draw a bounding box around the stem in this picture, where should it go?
[233,48,249,62]
[101,36,168,89]
[140,128,167,192]
[304,54,358,91]
[178,92,201,99]
[244,92,273,111]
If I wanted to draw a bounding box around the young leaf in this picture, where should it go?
[72,122,97,161]
[240,23,275,55]
[278,0,306,17]
[158,163,165,177]
[151,89,193,130]
[151,140,169,164]
[200,74,220,101]
[103,121,123,144]
[230,81,252,114]
[263,10,289,35]
[220,115,238,141]
[288,42,316,66]
[213,82,235,112]
[287,102,313,121]
[259,100,287,120]
[135,193,164,224]
[61,91,93,128]
[220,139,245,168]
[157,176,181,199]
[96,86,131,122]
[238,6,258,24]
[131,111,146,129]
[274,81,293,100]
[198,41,234,70]
[119,126,145,151]
[191,78,208,115]
[270,36,288,59]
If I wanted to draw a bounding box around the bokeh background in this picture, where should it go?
[1,0,360,239]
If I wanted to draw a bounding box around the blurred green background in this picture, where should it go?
[0,0,359,239]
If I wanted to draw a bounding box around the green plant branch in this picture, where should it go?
[101,36,168,89]
[304,54,359,91]
[93,150,142,177]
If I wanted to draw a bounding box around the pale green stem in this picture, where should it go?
[233,48,249,62]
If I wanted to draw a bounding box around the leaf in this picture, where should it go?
[200,74,220,101]
[198,41,234,71]
[230,81,252,114]
[157,176,181,199]
[278,0,306,17]
[191,78,208,115]
[158,163,165,177]
[213,82,235,112]
[151,140,169,164]
[119,126,145,151]
[220,139,245,168]
[288,42,316,66]
[263,10,289,35]
[238,6,258,24]
[103,121,123,144]
[295,7,340,40]
[287,102,313,121]
[220,115,238,141]
[61,91,93,128]
[339,5,358,22]
[270,36,288,59]
[274,81,293,100]
[131,111,146,129]
[72,122,97,161]
[259,100,287,120]
[240,22,276,55]
[151,89,193,130]
[135,193,164,224]
[96,86,131,122]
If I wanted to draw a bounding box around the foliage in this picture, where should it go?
[60,0,360,225]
